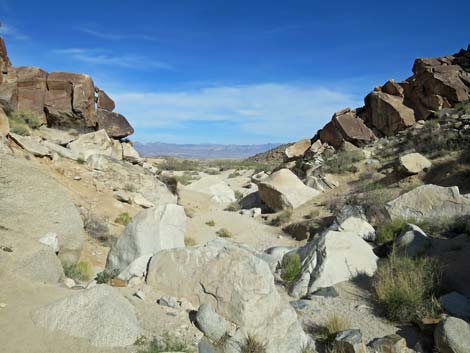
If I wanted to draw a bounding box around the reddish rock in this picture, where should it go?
[95,109,134,139]
[48,72,96,125]
[97,89,115,112]
[364,91,415,136]
[319,109,376,147]
[382,80,404,96]
[15,67,48,124]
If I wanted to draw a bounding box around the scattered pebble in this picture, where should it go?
[0,303,6,308]
[73,176,81,181]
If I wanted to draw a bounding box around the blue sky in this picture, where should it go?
[1,0,470,144]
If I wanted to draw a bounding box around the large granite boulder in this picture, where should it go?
[15,66,48,124]
[386,185,470,221]
[95,109,134,139]
[258,168,320,210]
[106,204,186,272]
[363,91,415,136]
[32,285,140,347]
[146,238,311,353]
[68,129,113,160]
[319,109,376,147]
[0,156,85,263]
[434,317,470,353]
[96,89,115,111]
[289,230,378,297]
[284,138,311,160]
[399,152,432,174]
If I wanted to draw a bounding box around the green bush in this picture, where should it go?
[228,171,242,178]
[216,228,233,238]
[63,261,93,282]
[376,218,414,245]
[323,150,365,174]
[138,332,191,353]
[9,110,43,136]
[205,220,216,227]
[240,335,266,353]
[115,212,132,226]
[95,269,120,284]
[373,252,442,323]
[312,313,351,353]
[280,253,301,282]
[184,237,196,246]
[158,158,201,171]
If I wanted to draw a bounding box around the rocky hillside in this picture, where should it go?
[2,34,470,353]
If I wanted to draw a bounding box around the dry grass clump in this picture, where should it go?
[9,110,42,136]
[270,209,292,226]
[138,332,191,353]
[323,150,365,174]
[205,220,216,227]
[184,237,197,246]
[373,252,442,323]
[240,335,266,353]
[216,228,233,238]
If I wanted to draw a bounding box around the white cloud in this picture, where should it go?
[0,22,30,40]
[111,83,362,142]
[51,48,171,70]
[77,27,158,41]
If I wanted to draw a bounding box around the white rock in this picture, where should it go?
[68,129,113,160]
[117,254,153,281]
[42,140,79,160]
[337,217,376,241]
[63,277,76,288]
[258,169,320,210]
[399,152,432,174]
[290,230,378,297]
[38,232,60,253]
[9,133,50,157]
[106,204,186,272]
[32,285,140,347]
[87,154,110,171]
[122,142,141,164]
[133,193,154,208]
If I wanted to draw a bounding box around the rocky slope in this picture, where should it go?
[1,34,470,353]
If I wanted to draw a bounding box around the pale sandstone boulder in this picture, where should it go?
[68,129,113,160]
[0,107,9,137]
[146,238,311,353]
[106,204,186,272]
[258,169,320,210]
[434,317,470,353]
[284,138,311,160]
[9,133,50,157]
[121,141,141,163]
[289,230,378,297]
[386,185,470,221]
[399,152,432,174]
[32,285,140,347]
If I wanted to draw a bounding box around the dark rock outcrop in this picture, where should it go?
[0,36,134,138]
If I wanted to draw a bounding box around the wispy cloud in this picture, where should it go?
[78,27,158,41]
[111,83,362,143]
[51,48,172,70]
[0,22,30,40]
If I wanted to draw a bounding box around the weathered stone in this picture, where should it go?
[34,126,76,145]
[106,204,186,272]
[0,107,9,137]
[285,138,311,160]
[0,157,85,263]
[364,91,415,136]
[15,66,48,124]
[117,254,152,281]
[386,185,470,221]
[38,232,60,253]
[434,317,470,353]
[319,110,376,147]
[251,171,269,184]
[15,246,64,284]
[0,36,12,74]
[395,224,431,257]
[9,132,50,157]
[334,329,366,353]
[87,154,110,170]
[337,217,376,241]
[382,80,404,96]
[258,169,320,210]
[68,129,113,160]
[97,89,115,111]
[121,142,141,163]
[369,334,407,353]
[133,193,154,208]
[42,140,79,160]
[439,292,470,319]
[290,230,378,297]
[146,239,310,353]
[196,303,228,341]
[186,176,236,203]
[399,153,432,174]
[32,285,140,347]
[95,109,134,139]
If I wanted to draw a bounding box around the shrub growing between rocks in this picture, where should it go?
[323,150,365,174]
[115,212,132,226]
[9,110,42,136]
[138,332,191,353]
[205,220,216,227]
[184,237,196,246]
[312,313,351,353]
[216,228,233,238]
[95,269,120,284]
[270,209,292,226]
[63,261,93,282]
[280,253,301,282]
[372,252,442,323]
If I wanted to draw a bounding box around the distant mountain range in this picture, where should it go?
[133,141,284,160]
